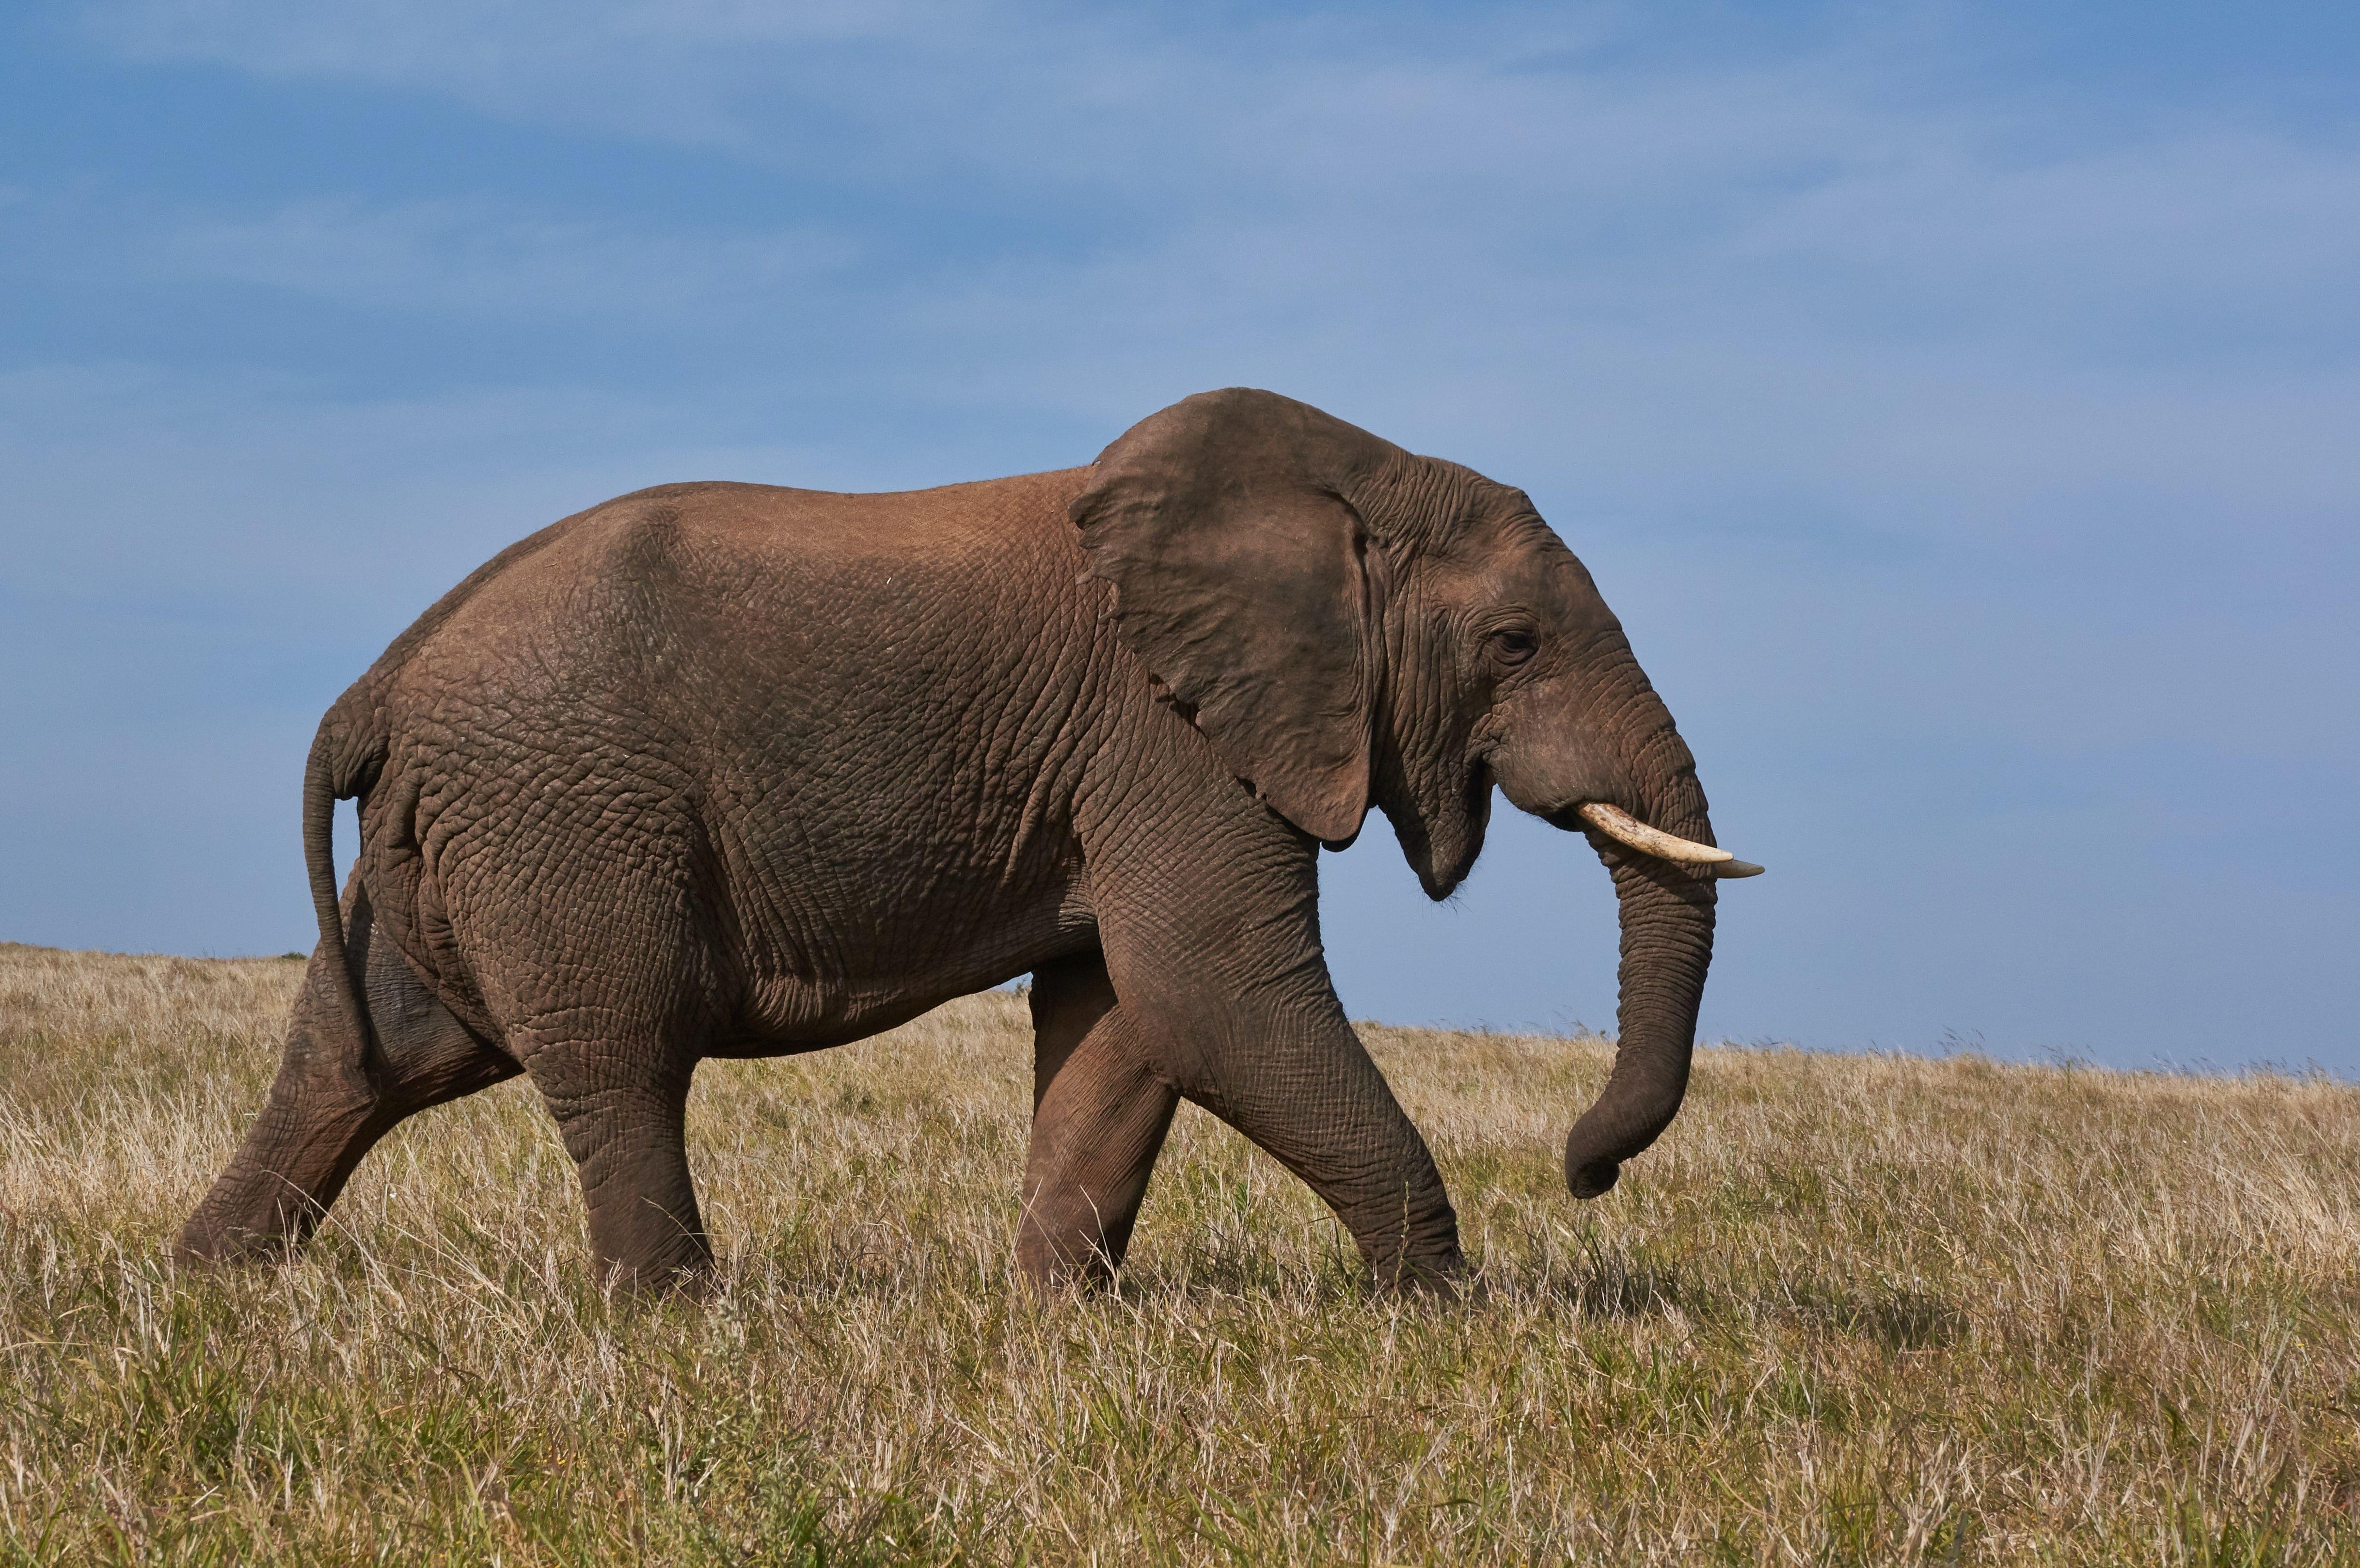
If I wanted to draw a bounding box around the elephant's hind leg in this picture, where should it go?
[1019,950,1180,1287]
[177,887,519,1266]
[511,1021,711,1295]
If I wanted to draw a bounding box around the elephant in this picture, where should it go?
[176,388,1759,1293]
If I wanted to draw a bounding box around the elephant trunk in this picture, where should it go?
[1559,719,1719,1199]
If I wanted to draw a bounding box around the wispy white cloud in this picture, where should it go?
[79,0,1037,159]
[78,1,2360,375]
[158,198,859,319]
[51,0,2360,597]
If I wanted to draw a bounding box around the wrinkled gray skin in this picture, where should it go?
[178,390,1728,1293]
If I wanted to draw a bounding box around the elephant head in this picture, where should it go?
[1073,388,1759,1199]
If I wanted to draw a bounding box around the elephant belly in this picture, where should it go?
[387,776,1094,1061]
[713,824,1097,1055]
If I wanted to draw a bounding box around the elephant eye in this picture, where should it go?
[1489,628,1538,666]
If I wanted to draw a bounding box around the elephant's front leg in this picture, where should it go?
[1092,822,1465,1290]
[1020,950,1180,1286]
[1155,991,1465,1291]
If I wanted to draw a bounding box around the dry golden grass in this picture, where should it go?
[3,938,2358,1564]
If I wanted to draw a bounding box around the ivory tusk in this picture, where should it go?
[1577,802,1763,877]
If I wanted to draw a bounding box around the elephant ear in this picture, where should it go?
[1071,388,1394,845]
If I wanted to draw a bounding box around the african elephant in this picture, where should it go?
[177,388,1758,1292]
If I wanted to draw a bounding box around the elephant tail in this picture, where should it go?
[304,686,388,1087]
[290,508,574,1085]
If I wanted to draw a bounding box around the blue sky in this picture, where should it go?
[3,1,2355,1070]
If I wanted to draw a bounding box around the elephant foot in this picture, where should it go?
[594,1241,719,1303]
[175,1087,388,1271]
[1365,1247,1468,1299]
[173,1216,304,1270]
[1014,1236,1127,1294]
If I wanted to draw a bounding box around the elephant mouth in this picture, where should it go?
[1552,801,1763,879]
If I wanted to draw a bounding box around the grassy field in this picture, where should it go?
[2,941,2357,1564]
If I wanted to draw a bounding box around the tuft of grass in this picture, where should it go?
[3,939,2359,1563]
